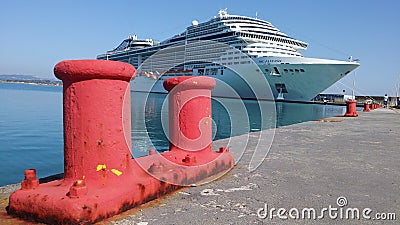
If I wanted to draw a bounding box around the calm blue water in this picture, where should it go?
[0,82,350,186]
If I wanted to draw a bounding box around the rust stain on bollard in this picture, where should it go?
[7,61,234,224]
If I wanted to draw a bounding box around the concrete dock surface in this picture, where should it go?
[1,108,399,224]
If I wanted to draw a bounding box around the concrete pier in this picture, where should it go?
[1,108,399,224]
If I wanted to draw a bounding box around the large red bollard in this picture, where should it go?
[8,61,234,224]
[8,60,138,223]
[363,102,370,112]
[344,100,358,117]
[56,60,134,182]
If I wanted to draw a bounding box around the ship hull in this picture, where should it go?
[131,57,359,101]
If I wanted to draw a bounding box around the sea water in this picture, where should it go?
[0,82,348,186]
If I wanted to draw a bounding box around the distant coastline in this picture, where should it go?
[0,75,62,86]
[0,79,62,86]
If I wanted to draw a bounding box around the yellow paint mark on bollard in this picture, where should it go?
[111,169,122,176]
[96,164,106,171]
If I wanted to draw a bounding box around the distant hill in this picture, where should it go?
[0,74,62,86]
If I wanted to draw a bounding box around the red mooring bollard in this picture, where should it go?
[7,60,234,224]
[363,102,370,112]
[21,169,39,190]
[160,76,234,181]
[164,76,215,156]
[344,100,358,117]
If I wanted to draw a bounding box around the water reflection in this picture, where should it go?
[131,92,347,157]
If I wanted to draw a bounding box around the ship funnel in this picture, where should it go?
[129,35,138,40]
[218,8,228,18]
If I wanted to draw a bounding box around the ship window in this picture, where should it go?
[275,83,288,93]
[284,69,288,72]
[265,68,270,73]
[289,69,294,72]
[295,69,300,72]
[273,67,280,75]
[198,69,204,75]
[300,69,305,72]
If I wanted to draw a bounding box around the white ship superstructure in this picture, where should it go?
[97,9,359,101]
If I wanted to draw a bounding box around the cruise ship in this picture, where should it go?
[97,9,359,101]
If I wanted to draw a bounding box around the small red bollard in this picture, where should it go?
[21,169,39,190]
[344,100,358,117]
[8,61,234,224]
[161,76,234,170]
[163,76,215,154]
[363,102,370,112]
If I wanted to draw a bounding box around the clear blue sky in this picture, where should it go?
[1,0,399,96]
